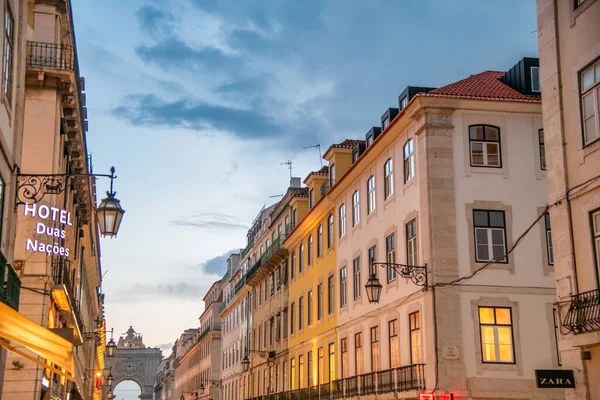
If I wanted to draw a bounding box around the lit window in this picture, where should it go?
[339,204,346,237]
[406,219,417,266]
[388,320,399,368]
[307,290,313,326]
[473,210,507,263]
[341,338,349,378]
[308,235,313,266]
[328,343,335,383]
[355,333,363,374]
[404,139,414,182]
[386,233,396,282]
[531,66,540,92]
[384,158,393,199]
[352,191,360,226]
[545,213,553,265]
[340,267,347,307]
[478,307,514,363]
[317,283,323,320]
[409,311,422,363]
[469,125,502,167]
[328,276,334,314]
[367,176,376,214]
[539,129,546,170]
[327,214,334,248]
[353,256,361,300]
[581,58,600,145]
[370,326,380,372]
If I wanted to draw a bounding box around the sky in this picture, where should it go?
[70,0,538,397]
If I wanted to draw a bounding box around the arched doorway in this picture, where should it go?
[113,379,142,400]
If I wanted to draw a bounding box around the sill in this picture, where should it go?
[582,137,600,161]
[403,177,416,193]
[367,210,377,223]
[383,194,395,209]
[482,361,516,365]
[352,223,360,234]
[571,0,597,26]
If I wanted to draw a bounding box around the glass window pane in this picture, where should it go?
[595,62,600,84]
[474,211,488,227]
[582,68,595,91]
[594,213,600,234]
[491,230,505,260]
[486,143,500,166]
[485,126,499,141]
[471,142,484,165]
[470,125,484,140]
[583,93,594,117]
[495,308,511,324]
[479,307,495,324]
[497,327,512,345]
[585,117,597,143]
[499,345,514,362]
[489,211,504,228]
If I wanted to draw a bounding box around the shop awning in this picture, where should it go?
[0,302,74,377]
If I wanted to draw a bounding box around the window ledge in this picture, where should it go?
[571,0,597,26]
[581,137,600,162]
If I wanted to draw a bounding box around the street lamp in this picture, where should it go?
[180,393,185,400]
[241,349,276,372]
[106,328,117,358]
[198,380,221,395]
[365,258,428,304]
[106,388,113,398]
[106,367,114,388]
[96,167,125,238]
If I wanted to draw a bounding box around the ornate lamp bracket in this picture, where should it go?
[371,260,428,289]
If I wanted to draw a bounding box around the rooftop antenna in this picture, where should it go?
[281,160,292,183]
[303,143,322,168]
[269,194,283,198]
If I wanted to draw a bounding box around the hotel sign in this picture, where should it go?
[535,369,575,388]
[23,203,73,257]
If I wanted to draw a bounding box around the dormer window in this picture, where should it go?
[352,151,359,163]
[401,96,408,109]
[366,135,373,147]
[531,67,540,92]
[382,117,390,130]
[309,188,314,208]
[329,163,336,187]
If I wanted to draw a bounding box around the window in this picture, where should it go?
[290,302,295,334]
[404,139,414,182]
[531,66,540,92]
[355,333,363,375]
[469,125,501,167]
[382,117,390,130]
[341,338,349,378]
[478,307,514,363]
[340,267,347,307]
[327,214,334,248]
[291,251,296,279]
[328,276,334,314]
[409,311,422,363]
[545,213,554,266]
[353,257,361,300]
[370,326,380,371]
[292,208,297,225]
[299,296,304,330]
[367,135,374,147]
[317,225,323,257]
[0,175,4,237]
[330,163,336,187]
[386,233,396,282]
[389,320,399,368]
[576,0,586,6]
[367,176,376,213]
[406,219,417,266]
[384,159,394,199]
[309,188,314,208]
[328,343,335,383]
[307,290,313,326]
[299,355,304,388]
[283,308,288,338]
[539,129,546,170]
[368,246,377,276]
[307,351,313,387]
[593,210,600,269]
[581,59,600,144]
[317,283,323,320]
[308,236,313,266]
[352,191,360,226]
[401,96,408,109]
[473,210,507,263]
[291,359,296,389]
[318,347,324,384]
[299,244,304,273]
[339,204,346,237]
[3,7,14,101]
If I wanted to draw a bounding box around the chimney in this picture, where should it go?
[290,177,301,188]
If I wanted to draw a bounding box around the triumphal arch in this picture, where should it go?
[105,326,162,399]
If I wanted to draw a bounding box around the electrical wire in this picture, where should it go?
[20,286,51,296]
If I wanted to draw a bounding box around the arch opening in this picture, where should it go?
[113,379,142,400]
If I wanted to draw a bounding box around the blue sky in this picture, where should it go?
[71,0,538,396]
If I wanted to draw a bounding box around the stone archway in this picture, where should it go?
[105,326,162,399]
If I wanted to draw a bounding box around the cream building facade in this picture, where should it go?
[537,0,600,398]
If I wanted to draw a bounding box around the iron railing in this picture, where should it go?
[26,41,75,71]
[234,276,247,295]
[282,223,296,240]
[320,180,330,197]
[241,237,255,258]
[197,323,221,342]
[244,364,425,400]
[1,258,21,311]
[51,257,84,331]
[260,237,281,265]
[218,301,227,314]
[562,289,600,334]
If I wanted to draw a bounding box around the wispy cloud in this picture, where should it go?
[134,283,209,299]
[169,212,249,230]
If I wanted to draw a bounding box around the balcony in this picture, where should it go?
[562,289,600,334]
[242,237,255,259]
[244,364,425,400]
[1,256,21,311]
[26,41,75,71]
[218,301,227,314]
[51,257,84,342]
[197,323,221,342]
[246,237,288,286]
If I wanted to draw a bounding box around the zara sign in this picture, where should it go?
[23,203,73,257]
[535,369,575,388]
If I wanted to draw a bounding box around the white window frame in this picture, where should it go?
[352,191,360,226]
[403,139,414,182]
[386,233,396,282]
[593,210,600,270]
[339,204,346,238]
[367,176,376,214]
[531,66,540,92]
[538,129,546,170]
[384,158,393,199]
[545,213,553,266]
[406,219,417,266]
[340,267,347,307]
[581,58,600,145]
[2,6,14,102]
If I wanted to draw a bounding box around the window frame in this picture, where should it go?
[2,4,14,103]
[317,224,323,258]
[384,158,394,199]
[330,163,336,187]
[352,191,360,226]
[580,58,600,146]
[327,214,334,248]
[545,213,554,266]
[473,209,508,264]
[339,204,346,238]
[308,235,313,266]
[355,332,363,375]
[531,66,540,93]
[538,129,546,170]
[406,219,417,266]
[468,124,502,168]
[291,251,296,280]
[299,243,304,273]
[368,245,377,277]
[386,233,396,283]
[409,311,422,364]
[290,302,295,334]
[317,283,323,321]
[403,139,414,183]
[367,176,376,214]
[388,319,399,369]
[591,209,600,274]
[340,267,347,307]
[327,275,334,315]
[478,306,516,364]
[307,290,313,326]
[0,173,5,240]
[309,188,314,208]
[298,296,304,331]
[353,256,361,300]
[370,326,380,372]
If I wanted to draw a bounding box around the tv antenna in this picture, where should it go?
[281,160,292,182]
[269,194,283,198]
[303,143,322,168]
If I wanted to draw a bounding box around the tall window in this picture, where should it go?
[592,210,600,269]
[409,311,422,364]
[283,360,288,391]
[545,213,554,266]
[531,66,540,92]
[292,208,297,225]
[309,188,314,208]
[386,233,396,282]
[355,333,363,375]
[538,129,546,170]
[352,191,360,226]
[2,7,14,101]
[370,326,380,372]
[384,158,394,199]
[469,125,501,167]
[339,204,346,237]
[406,219,417,266]
[0,175,4,237]
[299,355,305,388]
[308,236,313,266]
[318,347,324,384]
[478,307,514,363]
[473,210,507,263]
[317,225,323,257]
[581,59,600,144]
[290,302,295,334]
[330,163,336,187]
[317,283,323,320]
[553,308,562,366]
[299,244,304,273]
[328,343,335,383]
[283,308,288,338]
[328,276,334,315]
[368,246,377,276]
[307,291,313,326]
[291,251,296,280]
[367,176,376,213]
[307,351,313,387]
[404,138,414,182]
[341,338,349,378]
[327,214,334,248]
[353,256,361,300]
[388,320,399,368]
[340,267,347,307]
[299,296,304,330]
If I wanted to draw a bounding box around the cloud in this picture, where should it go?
[135,5,176,36]
[158,342,174,350]
[134,283,209,299]
[111,93,282,139]
[169,212,249,230]
[199,248,241,275]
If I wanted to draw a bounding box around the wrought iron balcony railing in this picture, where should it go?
[1,259,21,311]
[562,289,600,334]
[26,41,75,71]
[197,323,221,342]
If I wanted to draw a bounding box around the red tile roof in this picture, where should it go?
[422,71,541,103]
[324,139,365,158]
[312,165,329,176]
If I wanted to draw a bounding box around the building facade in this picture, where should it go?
[537,0,600,398]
